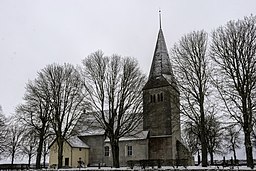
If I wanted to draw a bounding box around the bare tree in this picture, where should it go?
[0,105,7,157]
[42,134,54,168]
[211,15,256,168]
[183,121,201,164]
[172,30,210,167]
[38,63,88,168]
[205,114,224,165]
[16,63,87,168]
[223,125,242,164]
[5,119,24,165]
[183,111,223,165]
[20,129,37,167]
[82,50,146,168]
[16,78,53,169]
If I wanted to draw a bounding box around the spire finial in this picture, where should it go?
[159,9,162,29]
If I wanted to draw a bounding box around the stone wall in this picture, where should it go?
[148,136,173,160]
[79,135,105,166]
[143,85,180,139]
[176,140,194,166]
[49,140,89,168]
[104,139,149,166]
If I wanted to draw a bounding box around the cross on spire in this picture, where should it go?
[159,9,162,29]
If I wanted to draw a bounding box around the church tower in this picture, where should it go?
[143,17,181,160]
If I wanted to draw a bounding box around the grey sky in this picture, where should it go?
[0,0,255,117]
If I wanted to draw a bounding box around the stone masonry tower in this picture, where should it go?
[143,24,181,160]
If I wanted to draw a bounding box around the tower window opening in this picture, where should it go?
[157,93,164,102]
[150,94,156,103]
[151,93,163,103]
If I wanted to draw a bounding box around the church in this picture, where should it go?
[49,23,193,168]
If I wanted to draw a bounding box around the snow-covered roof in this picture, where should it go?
[73,110,144,138]
[79,129,105,136]
[67,136,89,148]
[105,131,148,142]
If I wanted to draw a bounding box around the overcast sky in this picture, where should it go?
[0,0,256,117]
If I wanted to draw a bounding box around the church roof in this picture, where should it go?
[143,28,177,90]
[72,111,143,137]
[67,136,90,148]
[72,111,105,137]
[48,136,90,149]
[105,130,148,142]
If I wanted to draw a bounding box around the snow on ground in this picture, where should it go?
[54,166,256,170]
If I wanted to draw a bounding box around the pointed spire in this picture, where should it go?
[148,27,173,79]
[143,11,177,90]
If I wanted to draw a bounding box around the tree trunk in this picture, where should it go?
[197,150,201,165]
[200,101,207,167]
[201,128,207,166]
[245,131,254,168]
[28,145,33,168]
[43,142,47,168]
[210,151,214,165]
[232,144,237,165]
[243,97,254,168]
[110,139,120,168]
[28,151,31,168]
[43,153,46,168]
[11,147,15,165]
[36,132,44,169]
[57,138,64,168]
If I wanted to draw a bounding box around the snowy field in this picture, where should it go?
[1,165,256,170]
[49,166,256,171]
